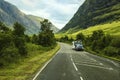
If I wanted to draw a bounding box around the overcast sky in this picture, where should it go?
[5,0,85,29]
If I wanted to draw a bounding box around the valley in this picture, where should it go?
[0,0,120,80]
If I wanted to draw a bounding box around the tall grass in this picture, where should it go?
[0,43,60,80]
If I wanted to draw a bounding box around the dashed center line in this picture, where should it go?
[70,55,84,80]
[80,76,84,80]
[99,63,103,65]
[93,59,97,62]
[70,55,78,71]
[72,61,78,71]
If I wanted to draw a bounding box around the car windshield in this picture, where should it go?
[74,41,82,45]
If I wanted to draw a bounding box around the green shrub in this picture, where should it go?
[118,48,120,56]
[0,33,13,50]
[101,35,112,47]
[76,33,85,40]
[104,46,119,56]
[26,43,40,51]
[0,46,20,66]
[24,35,30,42]
[32,34,38,44]
[110,37,120,48]
[14,37,27,56]
[91,30,104,41]
[0,22,29,67]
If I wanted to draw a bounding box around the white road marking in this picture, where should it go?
[109,68,114,70]
[32,58,52,80]
[71,58,73,62]
[93,59,97,62]
[70,55,72,59]
[79,52,97,62]
[62,73,66,76]
[73,62,78,71]
[32,48,60,80]
[111,61,119,67]
[99,63,103,65]
[70,55,84,80]
[74,61,101,66]
[70,55,78,71]
[76,63,113,70]
[106,59,119,67]
[80,76,84,80]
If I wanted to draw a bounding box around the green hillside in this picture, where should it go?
[72,21,120,37]
[56,21,120,39]
[60,0,120,33]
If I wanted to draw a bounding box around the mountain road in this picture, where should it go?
[33,43,120,80]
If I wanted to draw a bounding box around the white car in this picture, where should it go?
[72,41,84,51]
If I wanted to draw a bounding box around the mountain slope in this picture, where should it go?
[0,0,59,34]
[28,15,59,33]
[60,0,120,33]
[72,21,120,37]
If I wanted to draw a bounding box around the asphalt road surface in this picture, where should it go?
[34,43,120,80]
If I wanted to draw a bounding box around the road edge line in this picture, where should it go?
[32,45,61,80]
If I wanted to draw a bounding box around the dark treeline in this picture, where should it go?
[58,30,120,58]
[58,35,73,42]
[84,30,120,57]
[0,19,56,67]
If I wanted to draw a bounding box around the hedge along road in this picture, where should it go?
[33,43,120,80]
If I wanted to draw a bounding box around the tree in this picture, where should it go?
[13,22,25,36]
[32,34,38,44]
[110,37,120,48]
[90,30,105,50]
[64,35,69,41]
[76,33,85,40]
[0,23,20,66]
[0,22,9,33]
[38,19,56,47]
[91,30,104,40]
[69,37,74,41]
[40,19,51,32]
[24,35,30,42]
[13,22,27,56]
[0,22,31,67]
[0,33,13,52]
[101,34,112,48]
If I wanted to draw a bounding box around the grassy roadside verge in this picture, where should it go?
[85,47,120,62]
[0,43,60,80]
